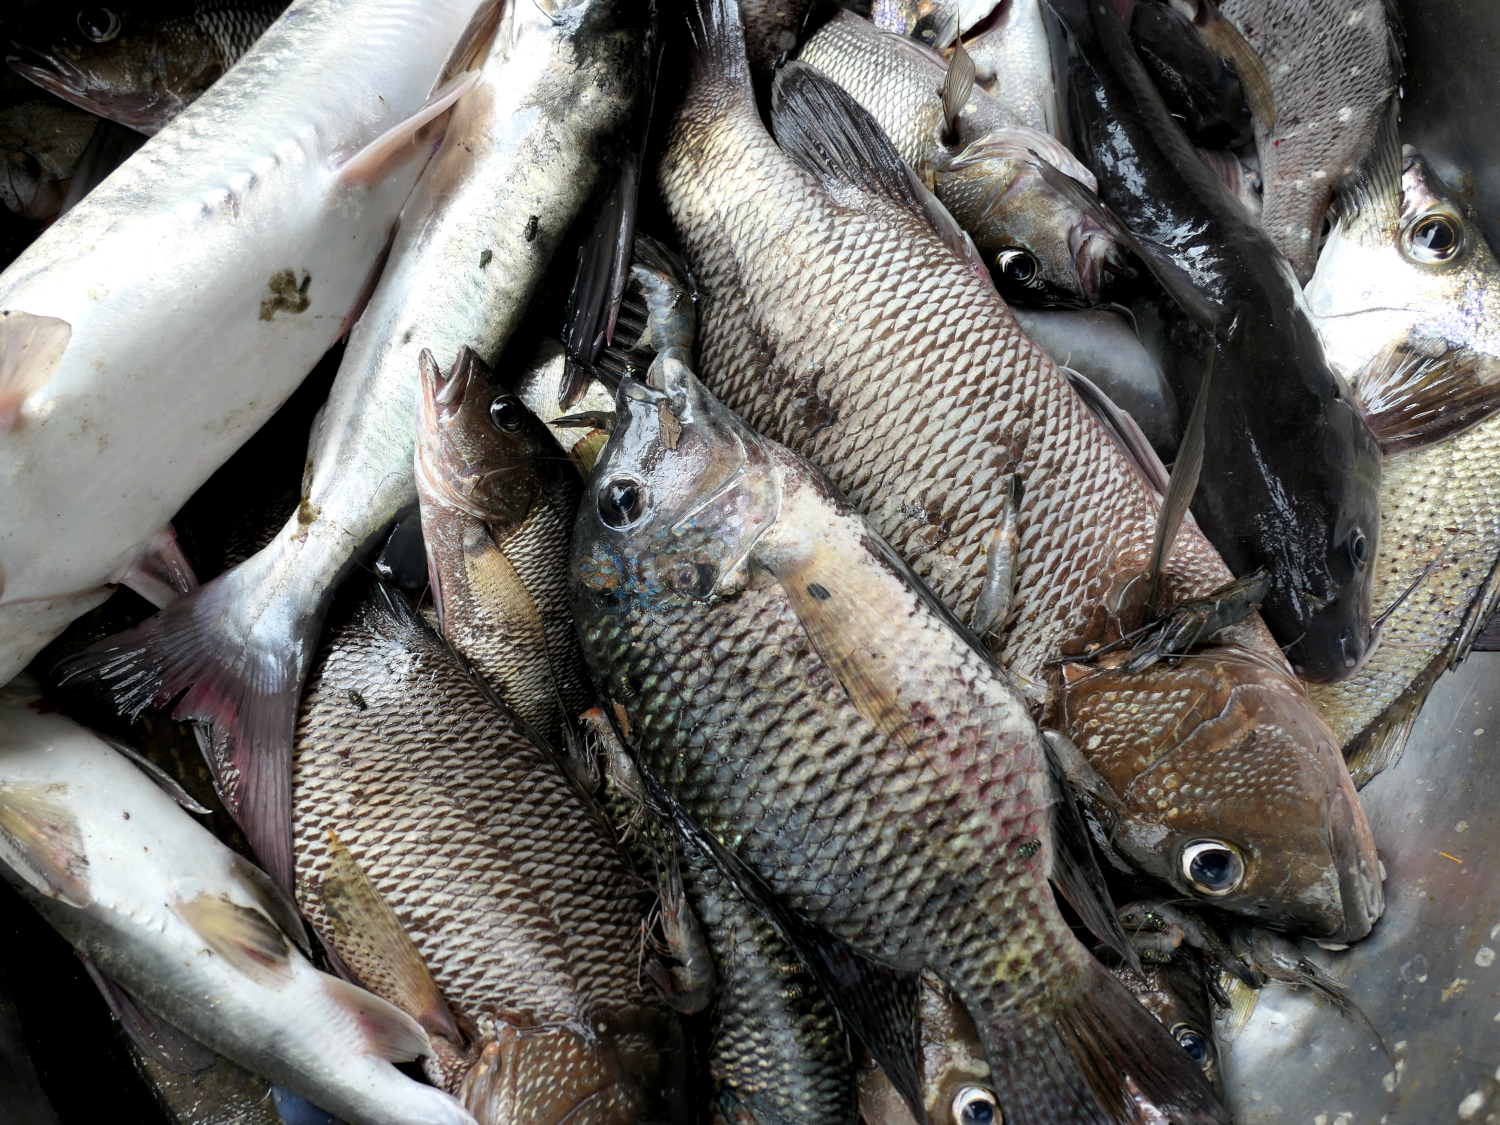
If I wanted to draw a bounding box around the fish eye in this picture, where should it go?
[1402,210,1462,264]
[1180,840,1245,896]
[1347,528,1368,569]
[994,249,1038,284]
[489,396,524,433]
[76,7,121,42]
[951,1086,1001,1125]
[598,476,647,529]
[1171,1023,1213,1069]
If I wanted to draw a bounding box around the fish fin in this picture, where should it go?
[79,956,216,1075]
[1062,368,1172,496]
[0,782,92,907]
[98,734,213,816]
[944,125,1099,192]
[941,41,976,138]
[1468,604,1500,652]
[1344,653,1445,788]
[971,475,1022,638]
[1194,0,1275,131]
[986,959,1228,1124]
[118,524,200,609]
[55,558,314,897]
[565,153,641,385]
[230,853,311,957]
[172,892,292,984]
[322,974,433,1064]
[1144,343,1212,610]
[687,0,751,89]
[337,71,479,189]
[0,310,70,433]
[321,830,462,1043]
[436,0,505,87]
[1351,339,1500,456]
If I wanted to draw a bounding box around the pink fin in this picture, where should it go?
[0,310,71,433]
[118,524,200,608]
[337,71,480,189]
[323,974,432,1063]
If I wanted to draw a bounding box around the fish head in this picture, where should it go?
[7,10,222,134]
[934,127,1124,307]
[1062,649,1384,941]
[574,360,781,607]
[416,346,547,528]
[1102,954,1224,1098]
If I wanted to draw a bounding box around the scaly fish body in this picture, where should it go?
[960,0,1059,136]
[0,678,473,1125]
[0,99,99,220]
[659,0,1380,939]
[292,583,674,1125]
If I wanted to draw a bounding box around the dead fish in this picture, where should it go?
[290,581,678,1125]
[797,10,1122,306]
[951,0,1060,136]
[7,2,289,135]
[1102,953,1225,1099]
[1128,0,1254,150]
[0,99,99,220]
[0,676,475,1125]
[741,0,816,70]
[658,0,1382,940]
[868,0,997,50]
[1218,0,1401,281]
[569,346,1228,1124]
[415,345,592,751]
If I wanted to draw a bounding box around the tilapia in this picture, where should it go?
[797,10,1121,307]
[1306,145,1500,779]
[1217,0,1401,280]
[1054,0,1385,684]
[291,581,677,1125]
[659,0,1381,939]
[0,676,474,1125]
[0,99,99,221]
[1102,954,1224,1099]
[1,0,488,685]
[61,0,648,895]
[8,2,289,135]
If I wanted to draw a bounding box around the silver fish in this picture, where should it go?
[958,0,1060,136]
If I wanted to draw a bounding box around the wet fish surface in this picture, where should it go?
[956,0,1060,136]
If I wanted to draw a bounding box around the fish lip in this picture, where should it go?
[1324,772,1384,942]
[7,42,90,99]
[7,41,166,133]
[1070,223,1122,306]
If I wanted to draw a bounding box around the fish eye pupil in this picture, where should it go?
[1349,529,1368,568]
[996,250,1037,283]
[951,1087,1000,1125]
[77,7,120,42]
[1181,840,1244,895]
[490,397,523,433]
[598,477,645,528]
[1173,1025,1210,1065]
[1415,216,1455,252]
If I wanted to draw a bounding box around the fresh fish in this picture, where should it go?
[797,10,1122,306]
[1053,0,1385,684]
[1,0,489,683]
[0,676,475,1125]
[658,0,1382,939]
[868,0,997,50]
[415,345,591,750]
[1127,0,1253,150]
[1217,0,1401,281]
[289,581,678,1125]
[8,2,289,135]
[0,99,99,221]
[60,0,648,895]
[516,339,617,474]
[954,0,1060,137]
[1102,954,1224,1099]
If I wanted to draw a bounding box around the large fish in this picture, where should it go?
[570,354,1228,1125]
[658,0,1381,940]
[1217,0,1401,281]
[290,581,677,1125]
[8,2,289,135]
[797,10,1121,307]
[60,0,648,895]
[1052,0,1385,684]
[0,676,475,1125]
[959,0,1060,137]
[0,0,489,686]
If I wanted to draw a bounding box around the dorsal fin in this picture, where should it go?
[1144,340,1213,609]
[940,41,976,138]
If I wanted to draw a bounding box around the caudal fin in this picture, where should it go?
[985,959,1228,1124]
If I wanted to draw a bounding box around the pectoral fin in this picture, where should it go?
[171,892,291,984]
[0,310,70,432]
[118,524,199,608]
[0,782,91,908]
[337,71,479,188]
[1354,341,1500,456]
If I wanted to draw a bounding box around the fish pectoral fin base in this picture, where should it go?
[118,524,200,609]
[337,70,480,189]
[986,961,1229,1125]
[322,973,433,1064]
[79,956,216,1075]
[1354,340,1500,456]
[172,892,292,985]
[0,309,71,432]
[0,782,92,907]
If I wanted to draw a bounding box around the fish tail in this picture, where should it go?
[686,0,750,91]
[983,959,1229,1124]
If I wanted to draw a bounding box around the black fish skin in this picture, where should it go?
[1052,0,1383,684]
[1129,1,1252,150]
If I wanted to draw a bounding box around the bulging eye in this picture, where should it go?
[598,476,647,529]
[1172,1023,1213,1070]
[489,396,524,433]
[951,1086,1000,1125]
[994,249,1038,284]
[1180,840,1245,896]
[1347,528,1368,569]
[77,7,121,42]
[1403,211,1462,264]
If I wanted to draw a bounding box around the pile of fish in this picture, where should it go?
[0,0,1494,1121]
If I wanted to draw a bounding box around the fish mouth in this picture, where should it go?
[1070,220,1126,305]
[7,42,166,134]
[1324,770,1384,942]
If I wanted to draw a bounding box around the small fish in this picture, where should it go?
[0,676,474,1125]
[8,2,290,135]
[797,10,1122,306]
[951,0,1060,136]
[0,99,99,221]
[1102,953,1225,1099]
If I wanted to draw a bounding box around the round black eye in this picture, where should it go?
[489,397,524,433]
[1348,528,1368,569]
[77,7,121,42]
[1180,840,1245,896]
[995,249,1037,283]
[1172,1023,1212,1068]
[1404,212,1461,263]
[951,1086,1000,1125]
[598,477,646,529]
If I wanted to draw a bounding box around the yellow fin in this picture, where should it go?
[1198,2,1276,131]
[0,310,70,432]
[337,71,479,188]
[172,892,291,984]
[0,782,91,907]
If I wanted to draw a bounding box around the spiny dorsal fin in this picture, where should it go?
[172,892,291,985]
[1144,340,1214,610]
[0,310,70,432]
[337,70,479,188]
[321,830,462,1044]
[940,41,976,139]
[0,782,91,907]
[1195,0,1275,131]
[322,973,433,1063]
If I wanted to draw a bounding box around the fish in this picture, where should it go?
[741,0,816,70]
[59,0,649,896]
[415,344,592,751]
[1053,0,1385,684]
[0,675,475,1125]
[569,351,1229,1124]
[289,580,678,1125]
[0,99,99,221]
[658,0,1382,940]
[7,2,290,135]
[1217,0,1401,281]
[1127,0,1254,150]
[1305,144,1500,780]
[1101,954,1224,1099]
[867,0,997,50]
[1,0,490,682]
[796,10,1122,307]
[516,339,617,475]
[952,0,1060,137]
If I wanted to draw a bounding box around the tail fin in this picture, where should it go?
[986,960,1229,1124]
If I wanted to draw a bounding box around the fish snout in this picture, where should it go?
[1324,768,1385,942]
[1069,219,1127,305]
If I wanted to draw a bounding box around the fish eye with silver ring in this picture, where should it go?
[994,248,1039,285]
[598,476,647,529]
[951,1085,1001,1125]
[1172,1022,1214,1072]
[489,396,525,433]
[1180,839,1246,896]
[1401,208,1464,265]
[76,7,121,42]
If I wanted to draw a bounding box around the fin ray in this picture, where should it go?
[337,71,479,188]
[0,310,70,432]
[0,781,92,907]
